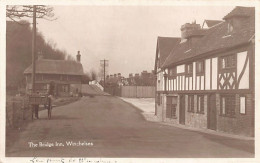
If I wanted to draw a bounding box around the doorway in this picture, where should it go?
[208,94,217,130]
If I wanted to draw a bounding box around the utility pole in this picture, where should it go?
[100,59,108,91]
[31,5,36,93]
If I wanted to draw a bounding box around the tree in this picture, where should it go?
[82,73,91,84]
[6,5,55,23]
[90,70,97,81]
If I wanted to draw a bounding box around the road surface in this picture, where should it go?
[6,95,254,157]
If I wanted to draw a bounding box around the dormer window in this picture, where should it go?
[227,20,234,34]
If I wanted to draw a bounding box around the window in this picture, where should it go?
[188,95,194,112]
[169,67,177,77]
[196,61,204,74]
[227,20,234,34]
[186,63,193,76]
[221,95,236,117]
[197,95,204,114]
[220,54,236,69]
[166,97,177,118]
[240,96,246,114]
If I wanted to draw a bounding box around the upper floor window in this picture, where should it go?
[169,67,177,77]
[196,60,204,74]
[227,20,234,34]
[186,63,193,76]
[220,54,236,69]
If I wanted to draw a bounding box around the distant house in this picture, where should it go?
[154,7,255,137]
[24,51,84,96]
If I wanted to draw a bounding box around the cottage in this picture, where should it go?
[154,7,255,137]
[24,51,84,96]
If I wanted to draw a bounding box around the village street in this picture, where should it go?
[6,95,254,158]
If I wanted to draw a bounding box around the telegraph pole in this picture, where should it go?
[31,5,36,93]
[100,59,108,91]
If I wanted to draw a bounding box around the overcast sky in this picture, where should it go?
[35,6,235,77]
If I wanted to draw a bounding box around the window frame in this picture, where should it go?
[220,54,236,70]
[239,95,246,115]
[220,94,236,118]
[197,95,204,114]
[188,95,194,113]
[196,60,205,75]
[168,67,177,79]
[185,63,193,77]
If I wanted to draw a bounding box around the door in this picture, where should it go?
[208,94,217,130]
[179,95,185,125]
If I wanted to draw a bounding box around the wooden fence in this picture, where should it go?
[106,86,155,98]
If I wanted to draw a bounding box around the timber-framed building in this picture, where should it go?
[154,7,255,137]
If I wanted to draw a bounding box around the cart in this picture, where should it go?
[28,94,52,120]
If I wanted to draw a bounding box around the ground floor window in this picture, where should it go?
[166,96,177,118]
[240,96,246,114]
[221,95,236,117]
[188,95,194,112]
[157,93,161,105]
[197,95,204,114]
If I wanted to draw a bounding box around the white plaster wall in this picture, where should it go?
[212,57,218,90]
[177,65,185,73]
[205,59,211,90]
[186,77,189,90]
[196,76,200,90]
[193,62,196,89]
[189,77,192,90]
[237,51,249,89]
[201,76,205,90]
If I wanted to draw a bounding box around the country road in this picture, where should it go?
[6,95,254,157]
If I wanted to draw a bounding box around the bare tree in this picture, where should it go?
[6,5,55,24]
[6,5,56,93]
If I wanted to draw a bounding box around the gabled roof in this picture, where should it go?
[223,6,255,20]
[162,6,255,68]
[155,37,180,69]
[202,20,223,28]
[24,59,84,75]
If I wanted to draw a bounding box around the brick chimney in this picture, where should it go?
[76,51,81,62]
[181,22,201,40]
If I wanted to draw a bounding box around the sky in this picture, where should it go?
[35,5,235,77]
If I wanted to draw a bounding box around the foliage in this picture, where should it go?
[6,20,68,90]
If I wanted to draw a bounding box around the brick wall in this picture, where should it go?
[216,93,254,137]
[185,95,208,129]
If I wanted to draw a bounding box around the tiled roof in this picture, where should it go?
[223,6,255,20]
[162,6,255,68]
[156,37,180,68]
[24,59,84,75]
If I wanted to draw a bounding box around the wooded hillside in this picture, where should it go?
[6,20,70,91]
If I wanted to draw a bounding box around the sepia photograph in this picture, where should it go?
[1,0,259,162]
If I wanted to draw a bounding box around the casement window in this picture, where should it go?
[186,63,193,76]
[166,97,177,118]
[196,61,204,75]
[220,54,236,69]
[188,95,194,112]
[227,20,234,34]
[197,95,204,114]
[221,95,236,117]
[169,67,177,78]
[240,96,246,114]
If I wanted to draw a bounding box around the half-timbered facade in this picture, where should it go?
[24,52,84,96]
[154,7,255,137]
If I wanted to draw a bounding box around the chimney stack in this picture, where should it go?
[77,51,81,62]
